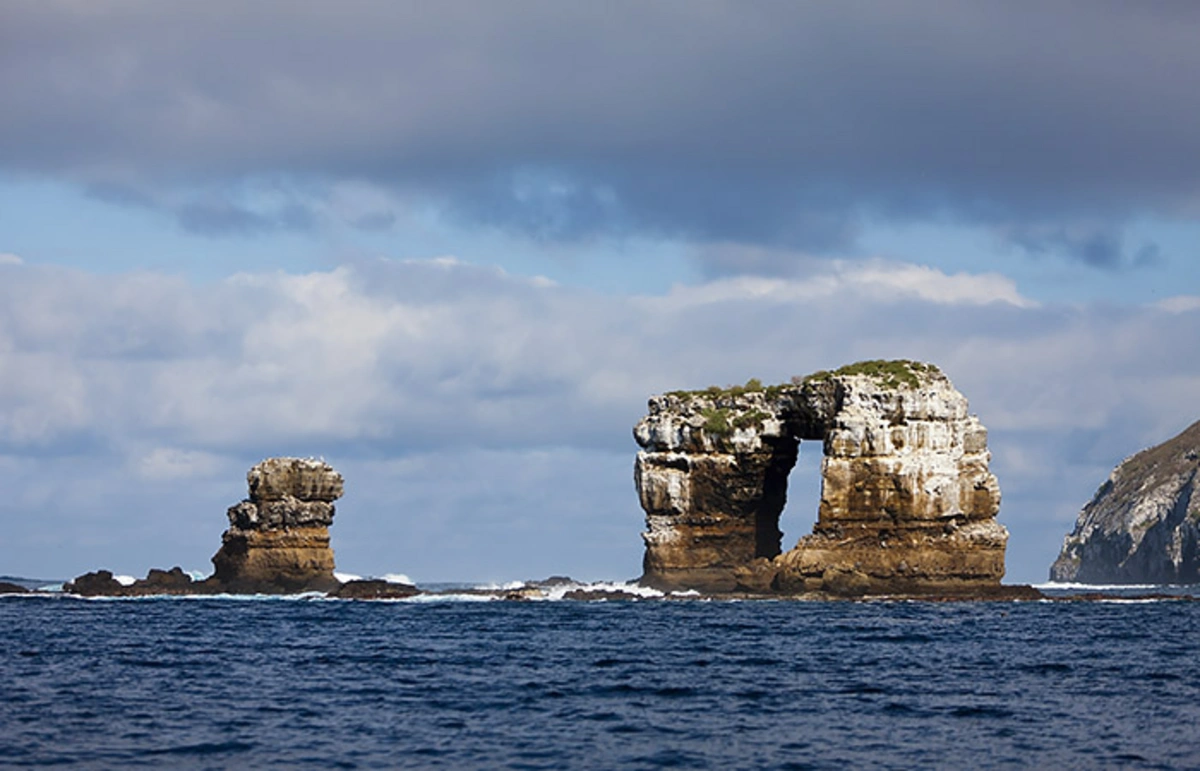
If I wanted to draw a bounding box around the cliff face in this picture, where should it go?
[634,361,1008,594]
[211,457,343,593]
[1050,421,1200,584]
[634,387,803,591]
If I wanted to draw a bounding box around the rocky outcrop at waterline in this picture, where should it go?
[62,567,193,596]
[1050,420,1200,584]
[63,457,351,596]
[332,579,422,599]
[211,457,343,593]
[634,361,1017,596]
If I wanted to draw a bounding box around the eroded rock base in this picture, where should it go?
[639,443,798,593]
[211,527,339,593]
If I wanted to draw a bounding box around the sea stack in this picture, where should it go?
[1050,420,1200,584]
[210,457,344,593]
[634,361,1012,596]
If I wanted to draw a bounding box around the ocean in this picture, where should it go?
[3,587,1200,769]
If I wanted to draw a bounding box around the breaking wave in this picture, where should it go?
[1034,581,1189,591]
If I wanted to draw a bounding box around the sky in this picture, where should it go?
[1,1,1198,585]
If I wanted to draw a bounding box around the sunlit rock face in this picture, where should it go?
[1050,420,1200,585]
[211,458,343,593]
[634,362,1008,594]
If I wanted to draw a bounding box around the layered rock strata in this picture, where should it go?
[1050,420,1200,584]
[63,458,347,596]
[211,457,343,593]
[634,361,1009,594]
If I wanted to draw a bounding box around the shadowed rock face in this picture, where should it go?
[634,362,1008,594]
[62,567,195,597]
[1051,420,1200,584]
[211,458,343,593]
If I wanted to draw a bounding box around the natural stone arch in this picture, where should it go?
[633,361,1008,595]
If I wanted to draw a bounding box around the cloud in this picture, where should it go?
[1157,295,1200,314]
[134,447,226,481]
[1005,223,1164,270]
[83,180,323,236]
[0,256,1196,582]
[4,2,1200,257]
[351,211,396,232]
[646,258,1035,311]
[693,244,834,279]
[0,253,23,265]
[174,200,316,236]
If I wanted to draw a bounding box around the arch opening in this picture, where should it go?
[774,439,823,557]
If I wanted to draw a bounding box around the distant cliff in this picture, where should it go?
[1051,421,1200,584]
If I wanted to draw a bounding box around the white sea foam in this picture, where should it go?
[1033,582,1182,591]
[184,591,332,602]
[114,575,137,586]
[185,569,209,582]
[472,580,527,591]
[71,591,334,602]
[537,580,665,601]
[335,571,414,585]
[400,592,498,603]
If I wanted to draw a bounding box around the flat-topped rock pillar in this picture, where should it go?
[211,457,343,593]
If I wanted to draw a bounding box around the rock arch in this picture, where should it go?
[633,361,1008,595]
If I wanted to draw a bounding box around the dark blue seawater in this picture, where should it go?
[3,595,1200,769]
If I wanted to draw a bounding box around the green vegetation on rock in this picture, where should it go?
[700,407,732,436]
[672,377,772,398]
[699,406,769,436]
[663,360,938,401]
[733,409,770,430]
[801,360,938,390]
[667,377,787,400]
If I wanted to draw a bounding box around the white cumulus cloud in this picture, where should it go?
[0,255,1194,584]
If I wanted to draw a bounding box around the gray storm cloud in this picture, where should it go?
[2,1,1199,259]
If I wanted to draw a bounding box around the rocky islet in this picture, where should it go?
[64,458,419,598]
[211,457,344,594]
[634,361,1027,597]
[1051,420,1200,584]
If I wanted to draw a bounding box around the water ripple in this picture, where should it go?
[3,597,1200,768]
